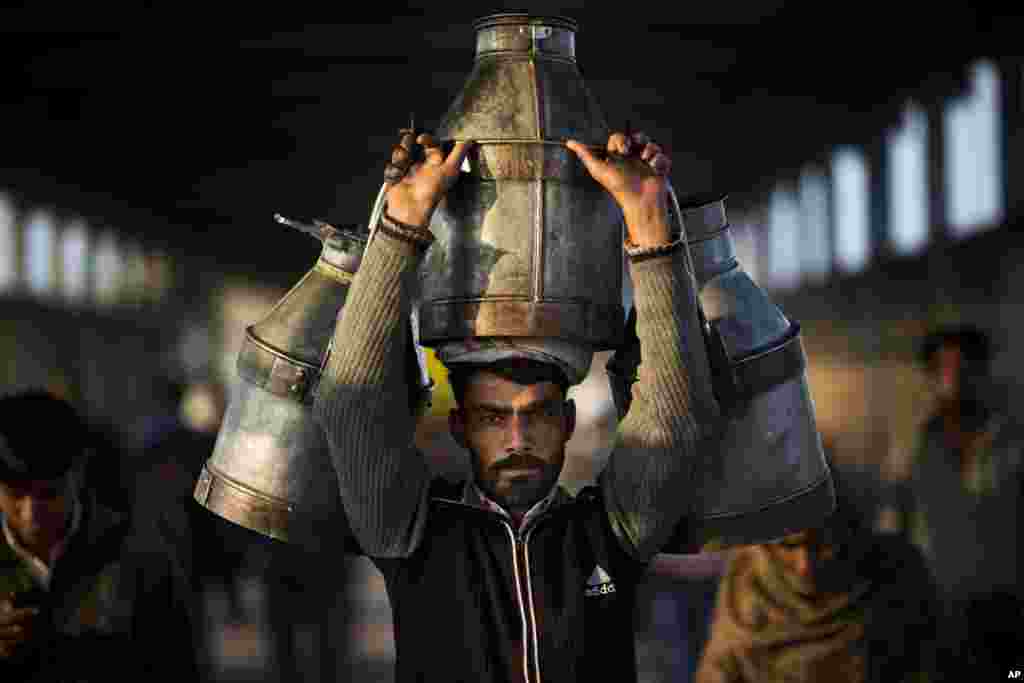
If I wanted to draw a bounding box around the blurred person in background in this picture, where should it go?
[133,377,265,682]
[138,378,346,682]
[134,378,226,511]
[695,470,939,683]
[0,389,197,681]
[904,324,1024,677]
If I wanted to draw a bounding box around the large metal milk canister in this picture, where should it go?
[607,194,836,551]
[417,14,624,350]
[193,218,431,549]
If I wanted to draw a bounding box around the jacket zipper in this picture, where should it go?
[437,497,555,683]
[501,522,534,683]
[521,525,542,682]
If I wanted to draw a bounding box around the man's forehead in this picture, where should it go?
[464,371,562,403]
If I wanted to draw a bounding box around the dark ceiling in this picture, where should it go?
[2,3,1016,288]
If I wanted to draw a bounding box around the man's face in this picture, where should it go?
[0,474,74,551]
[767,528,855,596]
[451,371,575,515]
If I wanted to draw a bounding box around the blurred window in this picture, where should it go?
[0,193,15,292]
[768,184,802,290]
[121,239,146,303]
[888,102,930,254]
[26,210,55,295]
[945,59,1004,235]
[94,230,123,304]
[62,218,90,301]
[799,166,831,282]
[833,146,870,273]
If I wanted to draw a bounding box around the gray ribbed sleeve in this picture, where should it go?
[601,246,721,562]
[313,230,431,558]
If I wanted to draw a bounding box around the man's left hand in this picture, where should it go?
[566,132,673,248]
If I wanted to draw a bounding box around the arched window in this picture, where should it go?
[945,59,1003,235]
[768,183,802,290]
[888,102,929,254]
[799,166,831,282]
[62,218,90,301]
[832,146,870,273]
[25,210,55,295]
[0,194,15,293]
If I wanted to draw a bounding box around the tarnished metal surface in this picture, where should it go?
[195,220,431,547]
[608,194,834,550]
[196,380,333,544]
[419,13,624,349]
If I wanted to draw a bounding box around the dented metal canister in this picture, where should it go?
[418,13,625,350]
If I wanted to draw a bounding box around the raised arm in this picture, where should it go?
[567,132,720,561]
[314,132,473,557]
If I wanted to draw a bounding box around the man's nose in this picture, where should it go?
[506,413,534,450]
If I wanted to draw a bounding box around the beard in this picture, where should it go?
[475,451,561,513]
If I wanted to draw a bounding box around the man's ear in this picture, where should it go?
[563,399,576,441]
[449,408,467,450]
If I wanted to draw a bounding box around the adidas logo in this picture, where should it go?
[584,565,616,597]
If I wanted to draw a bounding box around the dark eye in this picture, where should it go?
[482,414,505,425]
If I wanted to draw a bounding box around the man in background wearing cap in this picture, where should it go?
[903,325,1024,677]
[315,125,719,683]
[0,390,196,681]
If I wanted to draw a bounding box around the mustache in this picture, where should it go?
[492,453,547,470]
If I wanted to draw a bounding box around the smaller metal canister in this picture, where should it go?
[194,217,431,549]
[607,194,835,551]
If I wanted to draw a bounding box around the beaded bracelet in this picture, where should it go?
[379,211,435,249]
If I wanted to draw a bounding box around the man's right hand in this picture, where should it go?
[0,595,40,660]
[383,130,474,229]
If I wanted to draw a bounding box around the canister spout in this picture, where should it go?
[274,213,338,243]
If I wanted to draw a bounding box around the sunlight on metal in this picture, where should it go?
[621,250,633,313]
[768,183,802,290]
[799,166,831,283]
[0,193,14,292]
[888,102,929,255]
[945,59,1003,236]
[832,146,870,273]
[26,210,55,295]
[61,218,90,301]
[730,212,762,285]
